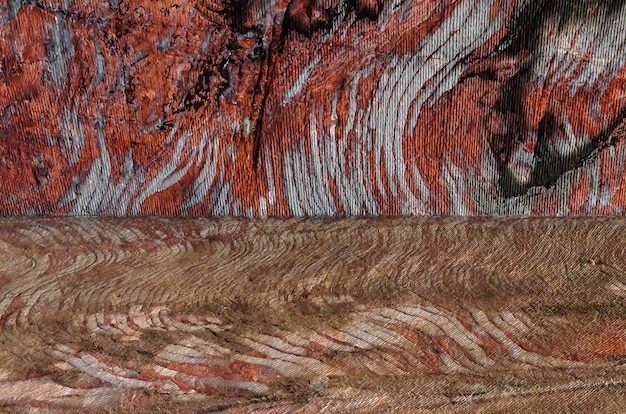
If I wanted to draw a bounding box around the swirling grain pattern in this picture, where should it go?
[2,1,626,216]
[0,217,625,412]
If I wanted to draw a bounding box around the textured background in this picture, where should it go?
[1,217,625,411]
[2,0,626,216]
[2,2,626,411]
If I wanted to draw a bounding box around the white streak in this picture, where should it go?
[282,55,321,105]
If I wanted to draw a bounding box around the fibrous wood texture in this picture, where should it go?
[2,1,626,216]
[0,217,625,412]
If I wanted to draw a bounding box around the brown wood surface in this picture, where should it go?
[1,217,626,412]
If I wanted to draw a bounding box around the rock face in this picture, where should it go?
[1,0,626,216]
[0,217,625,412]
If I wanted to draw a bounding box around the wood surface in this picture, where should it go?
[0,217,625,412]
[2,1,626,216]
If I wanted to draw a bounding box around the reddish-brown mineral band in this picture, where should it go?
[2,1,626,216]
[0,217,625,412]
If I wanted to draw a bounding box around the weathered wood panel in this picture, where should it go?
[2,1,626,216]
[1,217,625,412]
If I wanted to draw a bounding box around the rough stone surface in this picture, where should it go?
[2,1,626,216]
[0,217,625,412]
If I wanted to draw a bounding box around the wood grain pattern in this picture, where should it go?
[1,217,625,412]
[2,1,626,216]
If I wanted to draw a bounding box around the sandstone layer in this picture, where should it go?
[0,217,625,411]
[2,1,626,216]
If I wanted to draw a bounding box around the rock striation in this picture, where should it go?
[0,217,625,411]
[2,1,626,216]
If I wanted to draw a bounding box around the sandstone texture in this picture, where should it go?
[2,1,626,216]
[0,217,625,411]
